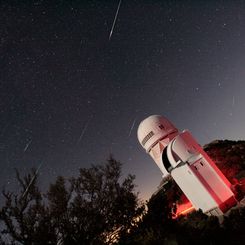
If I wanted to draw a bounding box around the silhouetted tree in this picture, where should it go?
[66,156,144,244]
[175,210,225,245]
[0,168,56,244]
[221,207,245,245]
[0,156,144,245]
[118,188,174,244]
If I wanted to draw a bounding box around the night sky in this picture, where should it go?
[1,0,245,201]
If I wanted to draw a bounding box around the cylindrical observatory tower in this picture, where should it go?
[137,115,237,216]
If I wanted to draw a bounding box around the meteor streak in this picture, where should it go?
[22,162,43,198]
[77,116,93,144]
[128,117,137,137]
[109,0,122,40]
[24,139,32,152]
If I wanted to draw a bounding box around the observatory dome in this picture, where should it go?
[137,115,178,152]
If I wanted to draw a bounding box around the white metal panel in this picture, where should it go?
[171,134,197,163]
[191,158,234,204]
[171,164,218,212]
[179,131,232,188]
[170,131,235,212]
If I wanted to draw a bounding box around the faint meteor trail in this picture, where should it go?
[24,139,32,152]
[128,117,137,137]
[22,162,43,198]
[77,116,93,144]
[109,0,122,40]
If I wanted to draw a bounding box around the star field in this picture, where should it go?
[1,0,245,201]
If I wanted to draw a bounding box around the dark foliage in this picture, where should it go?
[221,206,245,245]
[176,210,224,245]
[0,156,143,245]
[119,196,245,245]
[118,188,176,245]
[0,168,56,245]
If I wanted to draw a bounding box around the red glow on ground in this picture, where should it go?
[173,202,195,219]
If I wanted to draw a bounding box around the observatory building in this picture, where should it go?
[137,115,237,216]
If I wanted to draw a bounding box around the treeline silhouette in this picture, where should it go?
[0,153,244,244]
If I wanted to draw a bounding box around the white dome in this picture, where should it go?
[137,115,178,152]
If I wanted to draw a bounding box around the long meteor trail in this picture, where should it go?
[109,0,122,40]
[22,162,43,198]
[77,116,93,144]
[128,117,137,137]
[24,139,32,152]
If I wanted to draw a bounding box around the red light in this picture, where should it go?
[173,202,195,219]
